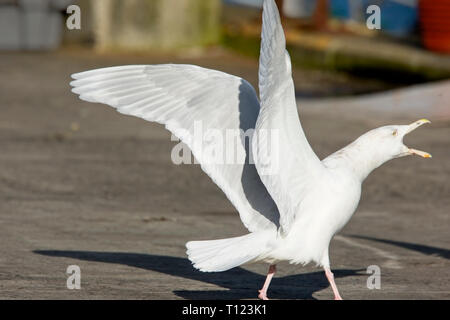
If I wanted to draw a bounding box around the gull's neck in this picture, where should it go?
[322,139,388,182]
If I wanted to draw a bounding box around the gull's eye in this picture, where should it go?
[392,129,398,136]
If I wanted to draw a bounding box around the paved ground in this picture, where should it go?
[0,49,449,299]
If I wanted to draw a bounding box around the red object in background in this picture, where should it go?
[419,0,450,54]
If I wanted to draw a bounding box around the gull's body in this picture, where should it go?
[259,161,361,267]
[70,0,431,300]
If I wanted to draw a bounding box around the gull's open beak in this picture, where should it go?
[404,119,432,158]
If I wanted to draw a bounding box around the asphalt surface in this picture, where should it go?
[0,49,449,299]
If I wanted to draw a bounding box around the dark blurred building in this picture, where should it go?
[0,0,221,51]
[0,0,72,50]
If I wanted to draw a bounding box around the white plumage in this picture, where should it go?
[70,0,431,300]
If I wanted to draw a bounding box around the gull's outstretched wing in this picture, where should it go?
[253,0,325,234]
[71,64,279,232]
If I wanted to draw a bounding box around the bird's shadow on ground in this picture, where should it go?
[349,235,450,260]
[34,250,363,299]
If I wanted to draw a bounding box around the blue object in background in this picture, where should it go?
[224,0,418,38]
[330,0,351,20]
[374,0,418,37]
[330,0,418,37]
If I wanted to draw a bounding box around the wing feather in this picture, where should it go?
[253,0,325,234]
[71,64,280,232]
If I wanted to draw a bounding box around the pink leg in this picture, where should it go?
[258,264,276,300]
[324,267,343,300]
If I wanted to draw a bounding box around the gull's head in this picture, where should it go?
[360,119,432,163]
[340,119,432,180]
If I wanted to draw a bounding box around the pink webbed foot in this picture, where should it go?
[258,289,269,300]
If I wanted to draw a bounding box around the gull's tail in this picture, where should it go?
[186,231,274,272]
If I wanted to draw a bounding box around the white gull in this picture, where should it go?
[70,0,431,300]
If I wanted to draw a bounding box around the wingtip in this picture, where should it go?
[71,72,83,80]
[71,86,83,95]
[262,0,282,31]
[78,94,100,104]
[263,0,278,12]
[69,79,80,87]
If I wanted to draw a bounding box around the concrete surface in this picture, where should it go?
[0,49,449,299]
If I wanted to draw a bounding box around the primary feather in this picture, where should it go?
[71,64,280,234]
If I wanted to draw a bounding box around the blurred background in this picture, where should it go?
[2,0,450,88]
[0,0,448,299]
